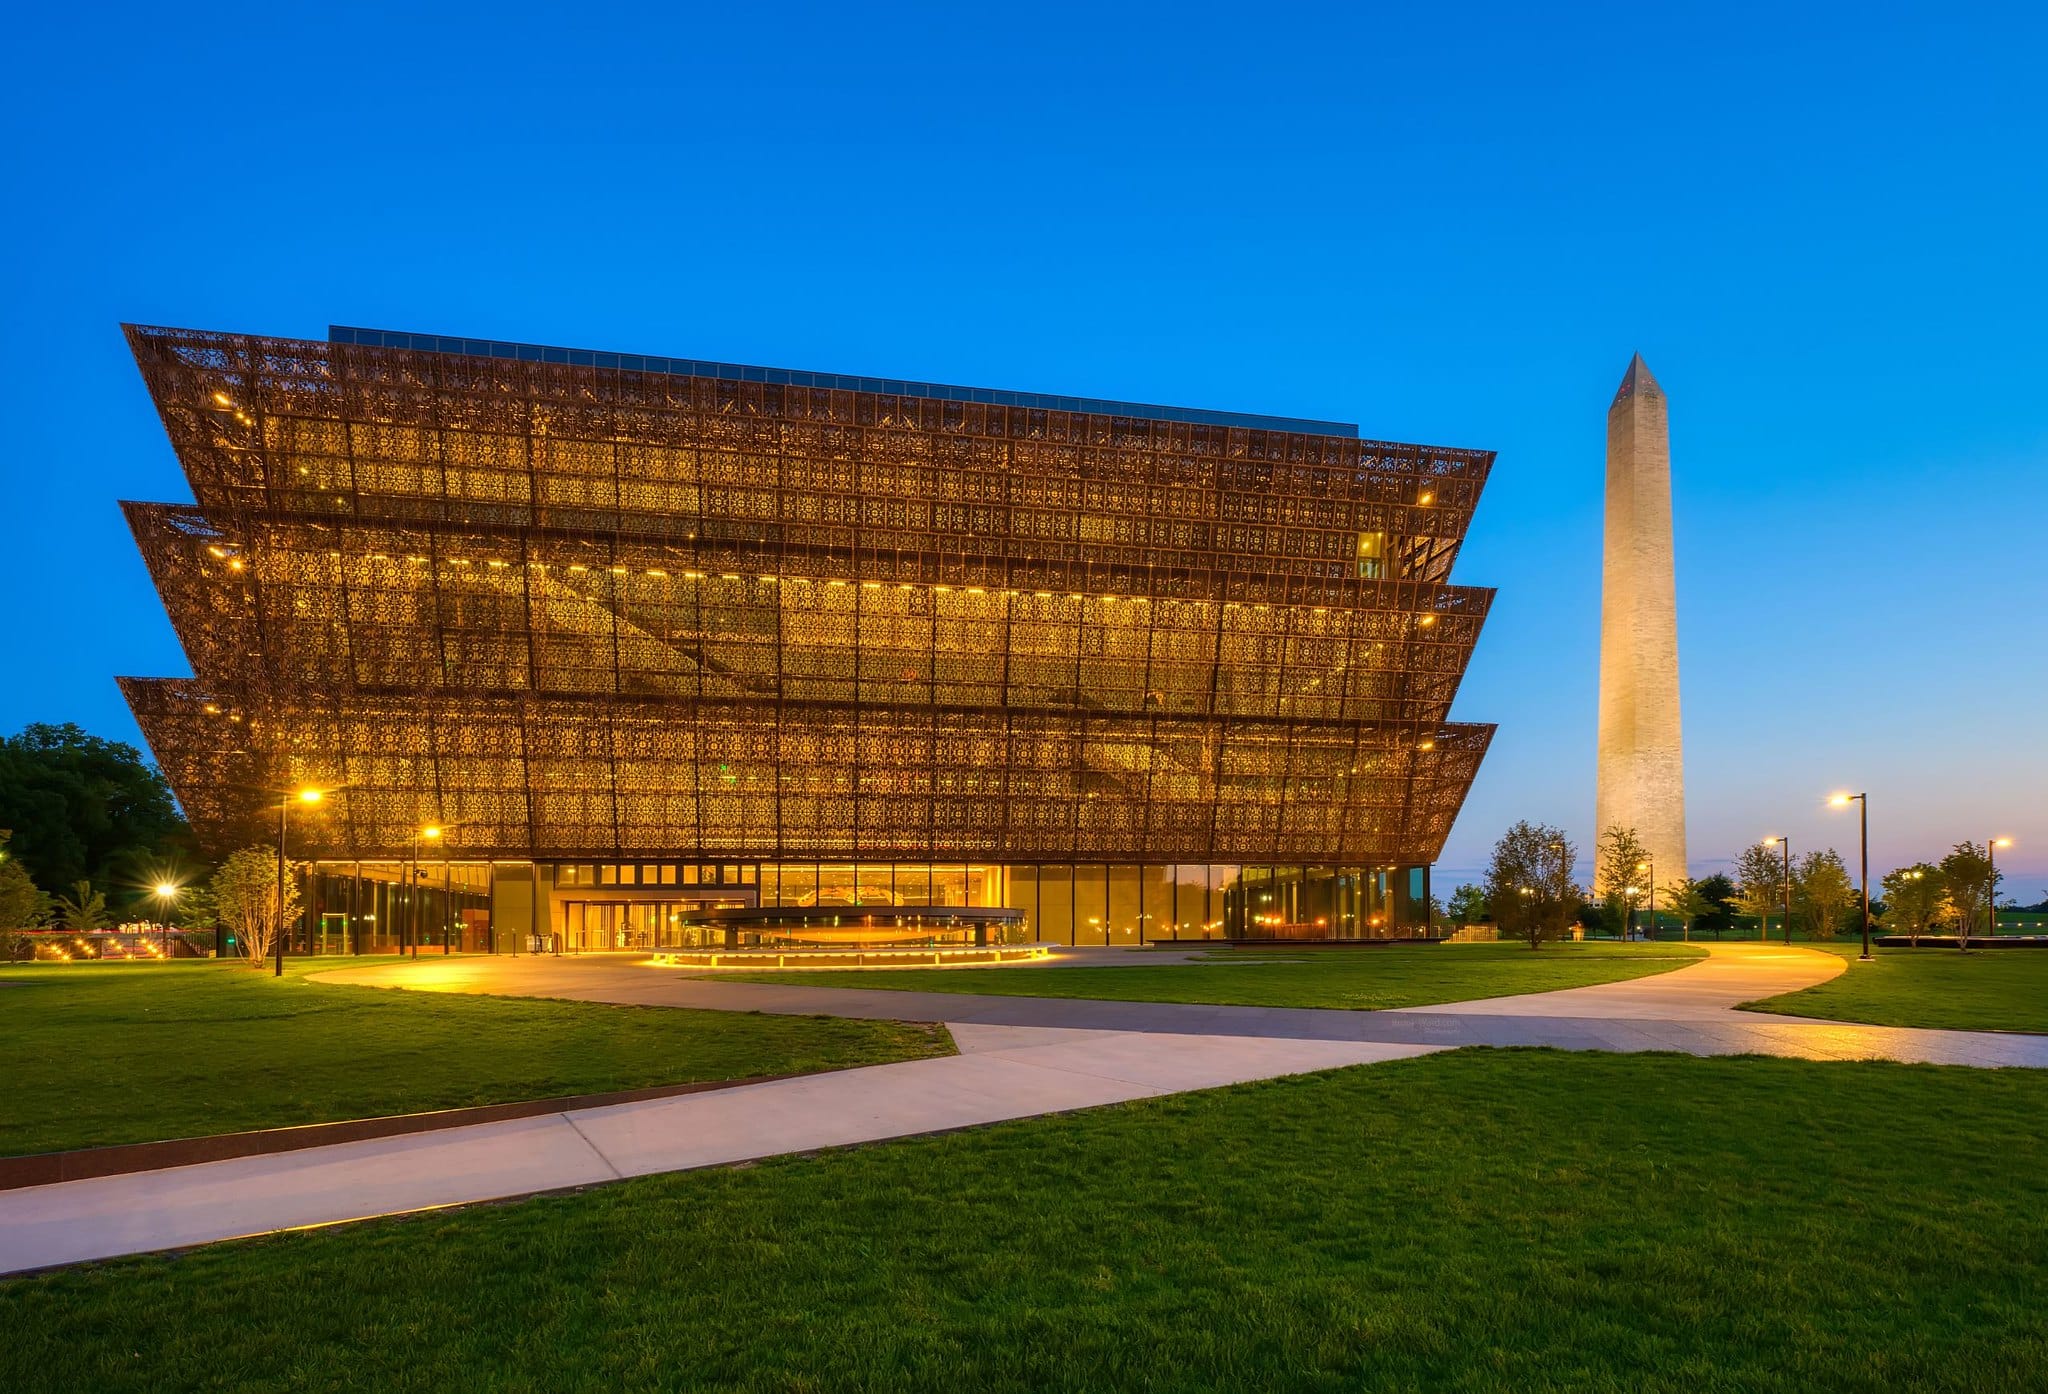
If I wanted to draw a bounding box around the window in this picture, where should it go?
[1356,531,1386,580]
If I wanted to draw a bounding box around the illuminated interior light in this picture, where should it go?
[211,391,233,407]
[646,569,667,577]
[568,564,588,572]
[487,560,508,568]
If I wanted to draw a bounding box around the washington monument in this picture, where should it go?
[1596,354,1687,893]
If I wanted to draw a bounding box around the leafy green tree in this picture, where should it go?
[1734,841,1787,939]
[1939,842,1996,951]
[1880,863,1945,947]
[53,879,108,933]
[211,846,306,968]
[0,832,52,960]
[1660,876,1714,942]
[1596,825,1651,934]
[1447,884,1489,926]
[0,723,191,901]
[1794,849,1855,940]
[1485,821,1581,950]
[1692,872,1737,935]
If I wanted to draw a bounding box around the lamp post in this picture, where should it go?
[1989,838,2012,943]
[1636,857,1654,941]
[1763,837,1791,943]
[152,882,179,960]
[277,787,324,976]
[1622,884,1640,941]
[418,825,446,957]
[1829,793,1872,961]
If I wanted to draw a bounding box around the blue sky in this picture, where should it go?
[2,2,2042,891]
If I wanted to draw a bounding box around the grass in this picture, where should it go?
[1746,941,2048,1033]
[0,959,947,1157]
[715,939,1707,1009]
[4,1048,2045,1391]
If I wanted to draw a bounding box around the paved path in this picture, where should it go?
[311,942,2048,1066]
[0,1025,1435,1275]
[6,943,2045,1275]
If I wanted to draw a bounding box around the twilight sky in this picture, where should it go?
[1,3,2041,892]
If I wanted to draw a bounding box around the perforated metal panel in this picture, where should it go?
[120,324,1496,864]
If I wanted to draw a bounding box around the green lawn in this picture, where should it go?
[5,1049,2044,1391]
[0,960,947,1157]
[716,939,1706,1009]
[1746,942,2048,1033]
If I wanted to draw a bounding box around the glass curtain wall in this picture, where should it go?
[300,862,493,954]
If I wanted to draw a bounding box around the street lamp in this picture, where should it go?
[1762,837,1791,943]
[1829,793,1872,961]
[1636,857,1654,941]
[1622,884,1640,941]
[406,823,453,959]
[1989,838,2013,944]
[152,882,180,960]
[276,786,325,977]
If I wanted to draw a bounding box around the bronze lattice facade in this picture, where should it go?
[120,323,1495,943]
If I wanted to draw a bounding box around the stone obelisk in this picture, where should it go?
[1595,355,1686,894]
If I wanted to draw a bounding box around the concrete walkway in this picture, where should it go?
[0,1025,1436,1275]
[311,942,2048,1066]
[5,942,2045,1275]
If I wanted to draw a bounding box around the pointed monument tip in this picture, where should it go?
[1611,353,1662,407]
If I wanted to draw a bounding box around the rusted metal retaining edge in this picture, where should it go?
[0,1071,818,1192]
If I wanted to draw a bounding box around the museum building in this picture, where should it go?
[119,324,1496,953]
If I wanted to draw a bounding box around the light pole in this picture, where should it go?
[277,787,324,977]
[1829,793,1872,961]
[1636,857,1654,941]
[418,824,447,956]
[152,882,180,960]
[1622,884,1640,941]
[1763,837,1791,943]
[1988,838,2012,943]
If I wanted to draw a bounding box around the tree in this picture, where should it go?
[1485,821,1581,950]
[1794,850,1855,941]
[1879,863,1945,947]
[1447,884,1489,926]
[1660,876,1714,942]
[1939,842,1996,951]
[1734,842,1786,939]
[1693,873,1737,936]
[52,879,108,933]
[1596,825,1652,935]
[210,846,306,969]
[0,723,192,903]
[0,832,51,961]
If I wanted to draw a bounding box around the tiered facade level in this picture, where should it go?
[122,324,1496,950]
